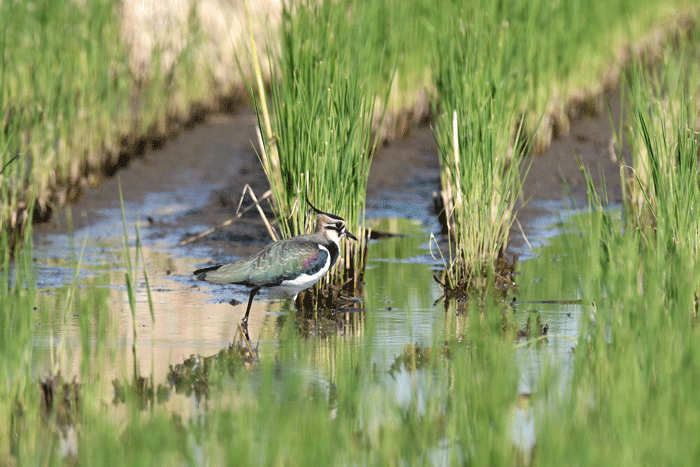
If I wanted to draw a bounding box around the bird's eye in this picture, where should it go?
[336,222,343,230]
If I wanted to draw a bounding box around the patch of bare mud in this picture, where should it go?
[39,109,273,259]
[508,89,627,255]
[523,90,626,205]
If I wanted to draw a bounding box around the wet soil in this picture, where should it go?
[40,110,272,259]
[522,89,626,206]
[509,89,627,251]
[35,90,626,260]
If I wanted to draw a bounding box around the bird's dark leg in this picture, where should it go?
[241,287,261,328]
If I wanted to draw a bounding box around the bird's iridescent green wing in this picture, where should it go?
[200,236,326,286]
[246,238,326,285]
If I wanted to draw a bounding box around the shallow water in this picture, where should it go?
[31,173,584,387]
[32,207,443,375]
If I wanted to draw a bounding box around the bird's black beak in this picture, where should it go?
[344,230,358,241]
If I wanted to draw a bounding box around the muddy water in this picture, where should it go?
[31,101,623,406]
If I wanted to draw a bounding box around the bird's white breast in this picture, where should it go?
[275,245,332,297]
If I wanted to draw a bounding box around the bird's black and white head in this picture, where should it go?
[307,197,358,244]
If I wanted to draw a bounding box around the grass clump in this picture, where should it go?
[522,201,700,465]
[529,36,700,464]
[251,0,380,305]
[432,6,525,297]
[0,0,129,231]
[623,34,700,261]
[537,186,700,465]
[429,1,698,297]
[0,0,218,256]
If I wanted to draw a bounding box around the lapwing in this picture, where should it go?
[193,198,357,329]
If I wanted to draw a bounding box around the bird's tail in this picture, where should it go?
[193,264,222,281]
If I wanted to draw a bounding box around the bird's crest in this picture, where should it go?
[305,191,343,221]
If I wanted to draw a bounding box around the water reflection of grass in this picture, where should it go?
[365,218,441,313]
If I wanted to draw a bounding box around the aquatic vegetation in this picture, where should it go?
[430,2,700,295]
[0,0,214,254]
[623,32,700,265]
[431,6,526,296]
[2,0,697,264]
[250,0,379,304]
[536,179,700,466]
